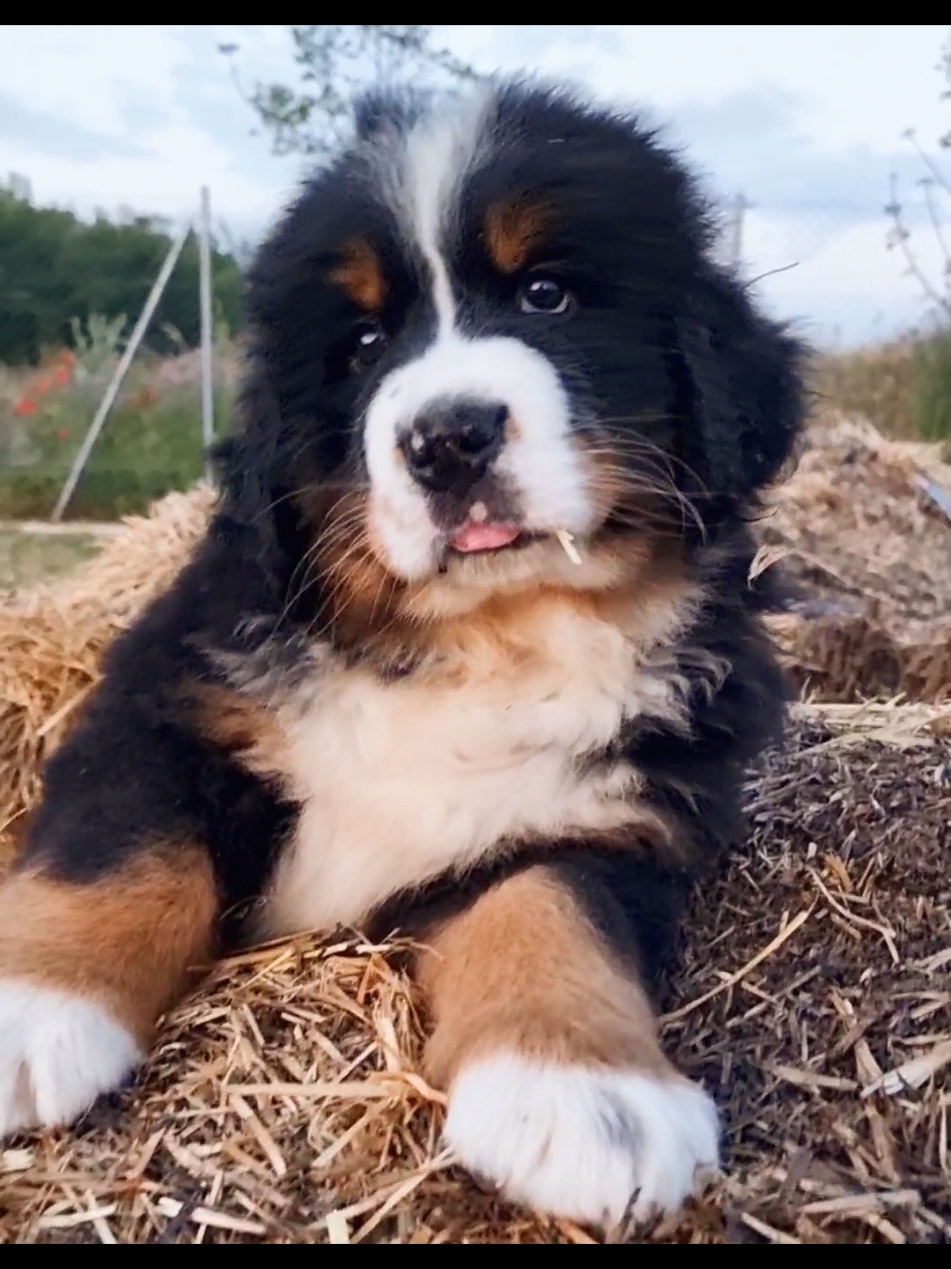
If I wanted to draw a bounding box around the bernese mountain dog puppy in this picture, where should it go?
[0,80,802,1230]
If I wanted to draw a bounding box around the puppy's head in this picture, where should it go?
[231,80,803,627]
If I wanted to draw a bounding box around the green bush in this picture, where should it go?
[0,334,239,520]
[817,330,951,447]
[0,391,233,519]
[911,330,951,442]
[0,185,243,365]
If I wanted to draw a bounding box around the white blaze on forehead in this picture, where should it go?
[376,88,493,335]
[360,89,597,582]
[411,93,495,331]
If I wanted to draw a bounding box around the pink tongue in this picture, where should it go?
[450,523,520,553]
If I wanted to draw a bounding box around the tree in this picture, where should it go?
[221,25,479,159]
[883,33,951,441]
[0,183,243,365]
[885,33,951,321]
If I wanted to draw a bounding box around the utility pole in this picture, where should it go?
[730,193,751,273]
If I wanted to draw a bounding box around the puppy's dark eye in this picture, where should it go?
[350,321,387,370]
[517,276,573,315]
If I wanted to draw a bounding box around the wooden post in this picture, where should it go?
[198,186,215,484]
[51,221,191,522]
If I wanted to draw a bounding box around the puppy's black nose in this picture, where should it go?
[400,399,507,495]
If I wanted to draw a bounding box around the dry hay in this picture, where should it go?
[0,486,216,863]
[759,411,951,703]
[1,710,949,1244]
[1,454,950,1243]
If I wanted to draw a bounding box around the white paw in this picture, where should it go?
[0,979,141,1137]
[444,1053,719,1229]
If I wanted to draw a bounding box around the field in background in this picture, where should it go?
[0,328,240,522]
[813,330,951,442]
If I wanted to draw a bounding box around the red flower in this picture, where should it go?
[53,366,71,388]
[13,398,38,417]
[57,428,71,440]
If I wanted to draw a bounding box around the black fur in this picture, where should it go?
[17,79,803,988]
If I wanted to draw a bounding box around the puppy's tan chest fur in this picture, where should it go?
[261,591,690,937]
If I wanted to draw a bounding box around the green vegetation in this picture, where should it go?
[0,183,242,366]
[0,321,238,520]
[816,331,951,445]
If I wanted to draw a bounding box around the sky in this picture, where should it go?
[1,24,949,348]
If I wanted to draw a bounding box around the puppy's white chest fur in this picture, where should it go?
[262,598,685,936]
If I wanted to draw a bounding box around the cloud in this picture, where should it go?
[744,212,947,345]
[661,86,939,228]
[662,84,803,146]
[0,93,150,162]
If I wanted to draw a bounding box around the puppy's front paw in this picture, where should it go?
[444,1052,719,1230]
[0,979,141,1137]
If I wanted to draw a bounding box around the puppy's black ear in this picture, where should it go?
[669,271,805,513]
